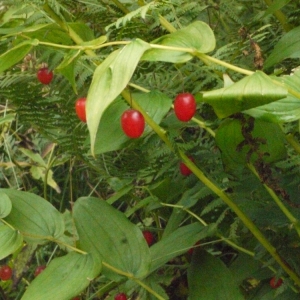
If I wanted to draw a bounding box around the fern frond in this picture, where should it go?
[105,1,157,31]
[201,198,225,216]
[229,217,240,241]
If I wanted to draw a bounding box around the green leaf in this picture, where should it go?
[20,148,47,167]
[202,71,287,118]
[2,189,64,244]
[105,2,157,30]
[134,90,173,131]
[79,35,107,47]
[0,114,15,125]
[23,24,73,45]
[263,0,291,17]
[0,225,23,260]
[86,39,151,155]
[215,118,286,171]
[92,90,172,154]
[0,191,12,218]
[142,21,215,63]
[56,50,81,71]
[21,252,100,300]
[150,223,216,273]
[229,253,262,285]
[92,97,130,154]
[0,40,37,74]
[73,197,151,280]
[244,69,300,122]
[264,26,300,68]
[244,97,300,123]
[68,22,95,42]
[0,23,52,37]
[188,250,244,300]
[30,166,61,194]
[57,56,79,94]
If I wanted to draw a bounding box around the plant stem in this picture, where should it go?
[196,52,254,76]
[121,90,173,150]
[247,163,300,237]
[161,203,299,293]
[124,92,300,287]
[263,0,292,32]
[159,14,177,32]
[285,133,300,154]
[43,2,98,58]
[102,262,166,300]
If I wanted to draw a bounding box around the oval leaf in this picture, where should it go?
[244,69,300,122]
[93,90,172,154]
[2,189,64,244]
[22,252,100,300]
[0,40,36,73]
[150,223,216,273]
[264,25,300,69]
[202,71,287,118]
[0,225,23,260]
[142,21,216,63]
[86,39,150,155]
[215,118,286,171]
[188,250,244,300]
[73,197,151,280]
[0,191,12,218]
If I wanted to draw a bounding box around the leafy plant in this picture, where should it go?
[1,1,300,299]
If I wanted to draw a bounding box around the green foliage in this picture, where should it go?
[1,0,300,299]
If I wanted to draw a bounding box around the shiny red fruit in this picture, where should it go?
[115,293,127,300]
[34,265,46,277]
[72,297,80,300]
[143,230,155,246]
[180,157,194,176]
[75,97,87,122]
[174,93,196,122]
[37,67,53,84]
[0,265,12,281]
[121,109,145,138]
[269,277,283,289]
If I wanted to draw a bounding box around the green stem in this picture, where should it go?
[160,203,299,293]
[159,14,177,32]
[196,52,254,76]
[102,262,166,300]
[285,133,300,155]
[263,0,292,32]
[134,278,166,300]
[160,202,254,257]
[247,163,300,237]
[0,219,16,231]
[191,116,215,137]
[111,0,130,14]
[123,92,300,287]
[121,90,173,150]
[43,2,98,58]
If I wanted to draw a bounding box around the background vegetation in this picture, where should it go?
[1,0,300,299]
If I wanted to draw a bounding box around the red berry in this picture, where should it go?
[75,97,87,122]
[269,277,283,289]
[121,109,145,138]
[180,156,194,176]
[143,230,155,246]
[72,297,80,300]
[0,265,12,281]
[115,293,127,300]
[34,265,46,277]
[188,241,201,255]
[37,67,53,84]
[174,93,196,122]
